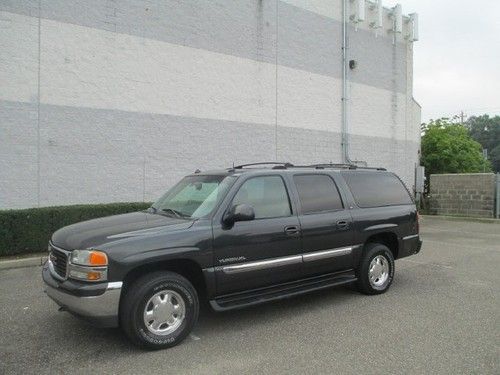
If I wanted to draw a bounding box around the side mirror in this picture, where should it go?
[223,204,255,226]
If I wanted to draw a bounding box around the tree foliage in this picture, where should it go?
[421,118,491,177]
[466,115,500,172]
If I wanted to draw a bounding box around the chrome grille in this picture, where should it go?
[50,244,68,279]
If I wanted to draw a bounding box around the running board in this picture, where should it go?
[210,270,357,312]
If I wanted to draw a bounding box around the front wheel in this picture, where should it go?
[356,243,395,295]
[120,271,199,349]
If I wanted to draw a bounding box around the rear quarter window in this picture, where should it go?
[293,174,343,214]
[341,171,413,208]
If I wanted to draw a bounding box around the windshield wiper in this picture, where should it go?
[160,208,189,219]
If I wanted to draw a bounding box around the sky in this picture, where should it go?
[384,0,500,122]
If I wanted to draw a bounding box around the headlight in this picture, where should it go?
[68,250,108,282]
[70,250,108,266]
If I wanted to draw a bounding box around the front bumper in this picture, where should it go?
[42,262,122,327]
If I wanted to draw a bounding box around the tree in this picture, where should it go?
[466,115,500,172]
[421,118,491,179]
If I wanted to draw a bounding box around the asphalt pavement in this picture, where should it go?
[1,216,499,374]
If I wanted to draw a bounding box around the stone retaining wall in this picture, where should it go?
[429,173,495,218]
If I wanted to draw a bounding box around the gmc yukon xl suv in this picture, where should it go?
[43,162,422,349]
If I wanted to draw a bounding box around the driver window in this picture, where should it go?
[232,176,291,219]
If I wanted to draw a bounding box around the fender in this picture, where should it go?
[363,223,398,232]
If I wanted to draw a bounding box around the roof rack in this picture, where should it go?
[233,162,294,169]
[230,162,386,171]
[306,163,386,171]
[307,163,357,169]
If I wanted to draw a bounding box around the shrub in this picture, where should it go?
[0,202,151,256]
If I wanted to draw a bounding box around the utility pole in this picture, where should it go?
[460,110,466,125]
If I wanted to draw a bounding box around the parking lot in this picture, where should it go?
[1,216,499,374]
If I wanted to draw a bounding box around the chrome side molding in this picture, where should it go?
[302,247,353,262]
[222,246,357,274]
[222,256,302,275]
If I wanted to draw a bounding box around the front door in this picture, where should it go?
[291,173,355,277]
[213,175,302,295]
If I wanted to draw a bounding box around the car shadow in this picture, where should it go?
[189,284,361,338]
[42,283,361,355]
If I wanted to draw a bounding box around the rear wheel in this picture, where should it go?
[120,271,199,349]
[356,243,394,295]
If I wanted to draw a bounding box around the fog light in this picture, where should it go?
[86,271,102,281]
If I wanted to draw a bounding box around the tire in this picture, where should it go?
[356,243,395,295]
[120,271,199,350]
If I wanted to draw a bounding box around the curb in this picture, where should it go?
[0,256,47,270]
[421,214,500,224]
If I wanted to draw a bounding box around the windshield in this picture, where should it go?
[151,175,235,219]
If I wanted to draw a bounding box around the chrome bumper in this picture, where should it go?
[45,282,122,316]
[43,264,122,327]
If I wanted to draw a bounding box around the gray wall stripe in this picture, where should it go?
[0,0,407,93]
[1,99,419,209]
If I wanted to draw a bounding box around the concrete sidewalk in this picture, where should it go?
[421,214,500,224]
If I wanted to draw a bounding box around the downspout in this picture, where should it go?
[341,0,350,164]
[341,0,367,166]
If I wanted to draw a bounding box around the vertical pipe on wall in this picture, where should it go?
[341,0,350,164]
[341,0,366,166]
[275,0,279,160]
[36,0,42,207]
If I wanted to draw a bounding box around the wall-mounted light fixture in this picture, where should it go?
[407,13,419,42]
[369,0,383,36]
[391,4,403,34]
[388,3,402,44]
[350,0,365,30]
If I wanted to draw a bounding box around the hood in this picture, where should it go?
[51,211,194,250]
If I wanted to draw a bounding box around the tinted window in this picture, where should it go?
[342,171,413,208]
[294,175,343,214]
[232,176,291,219]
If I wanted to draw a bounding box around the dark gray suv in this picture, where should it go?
[43,162,422,349]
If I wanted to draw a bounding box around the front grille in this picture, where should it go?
[50,245,68,279]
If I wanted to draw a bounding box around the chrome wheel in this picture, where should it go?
[368,255,390,288]
[143,290,186,335]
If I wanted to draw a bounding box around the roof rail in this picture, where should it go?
[307,164,386,171]
[308,163,357,169]
[233,162,294,169]
[230,162,386,171]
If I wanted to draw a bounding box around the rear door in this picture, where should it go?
[291,173,355,277]
[212,174,302,295]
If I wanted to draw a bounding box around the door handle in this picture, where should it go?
[336,220,349,230]
[284,225,300,236]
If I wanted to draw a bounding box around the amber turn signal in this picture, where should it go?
[89,251,108,266]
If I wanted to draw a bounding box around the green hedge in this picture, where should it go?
[0,202,151,256]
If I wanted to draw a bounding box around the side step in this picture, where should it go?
[210,270,357,312]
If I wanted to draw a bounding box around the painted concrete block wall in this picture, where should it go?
[429,174,496,218]
[0,0,420,209]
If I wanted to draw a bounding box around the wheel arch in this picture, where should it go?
[121,258,207,301]
[364,231,399,260]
